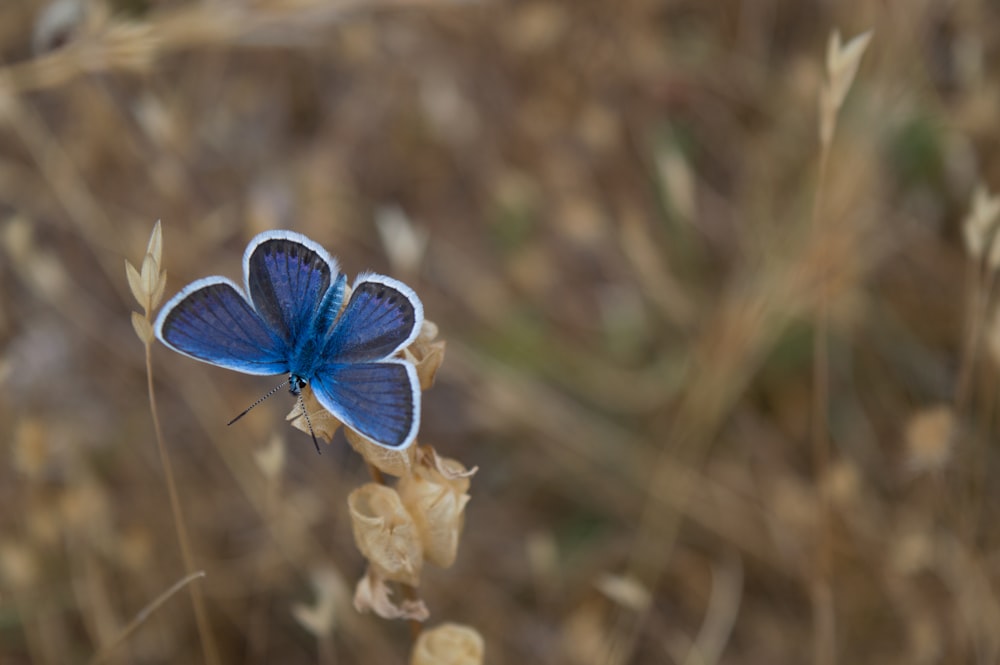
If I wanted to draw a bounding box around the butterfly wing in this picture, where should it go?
[324,274,423,362]
[310,360,421,449]
[244,230,339,345]
[154,277,289,375]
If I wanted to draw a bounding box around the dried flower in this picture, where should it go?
[292,567,348,638]
[348,483,423,586]
[126,220,167,345]
[345,428,419,477]
[398,448,474,568]
[403,320,447,390]
[354,567,429,621]
[410,623,484,665]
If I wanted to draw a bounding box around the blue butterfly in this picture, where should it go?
[154,230,423,451]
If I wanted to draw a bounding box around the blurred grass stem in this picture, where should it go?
[144,342,220,665]
[810,136,835,665]
[89,571,206,665]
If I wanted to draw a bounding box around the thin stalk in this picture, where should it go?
[89,571,206,665]
[144,343,220,665]
[811,136,835,665]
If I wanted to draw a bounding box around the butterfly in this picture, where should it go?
[154,230,423,451]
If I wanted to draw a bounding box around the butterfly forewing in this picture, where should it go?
[155,278,289,375]
[324,276,423,362]
[310,360,420,449]
[246,233,337,345]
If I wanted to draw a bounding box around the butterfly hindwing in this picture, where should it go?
[310,360,420,449]
[154,277,289,375]
[324,274,423,362]
[245,230,338,345]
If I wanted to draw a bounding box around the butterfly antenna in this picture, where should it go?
[228,379,289,426]
[297,392,322,455]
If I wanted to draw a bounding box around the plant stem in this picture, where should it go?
[145,343,220,665]
[811,135,835,665]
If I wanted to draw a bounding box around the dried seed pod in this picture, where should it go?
[403,320,446,390]
[398,448,474,568]
[345,428,418,477]
[348,484,423,586]
[410,623,484,665]
[354,567,429,621]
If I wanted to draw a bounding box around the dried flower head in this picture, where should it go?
[410,623,485,665]
[354,567,429,621]
[819,29,873,145]
[126,220,166,344]
[398,448,475,568]
[346,427,419,477]
[348,483,424,586]
[403,320,447,390]
[125,220,165,314]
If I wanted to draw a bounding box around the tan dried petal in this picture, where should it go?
[424,446,477,481]
[140,253,160,307]
[151,270,167,311]
[125,259,144,308]
[403,320,446,390]
[146,219,163,266]
[131,311,154,344]
[287,385,342,443]
[346,428,417,477]
[825,29,873,111]
[398,452,473,568]
[354,567,429,621]
[349,484,423,586]
[292,567,348,637]
[820,29,872,145]
[410,623,484,665]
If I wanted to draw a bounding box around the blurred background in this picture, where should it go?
[1,0,999,663]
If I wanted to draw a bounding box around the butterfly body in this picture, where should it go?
[154,230,423,450]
